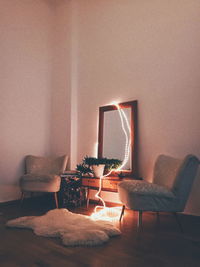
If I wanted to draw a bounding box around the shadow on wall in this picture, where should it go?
[0,184,21,203]
[185,167,200,215]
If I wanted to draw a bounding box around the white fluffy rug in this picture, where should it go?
[6,209,121,246]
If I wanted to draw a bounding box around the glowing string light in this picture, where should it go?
[114,104,131,171]
[91,102,131,221]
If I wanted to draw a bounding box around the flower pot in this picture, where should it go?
[92,164,105,177]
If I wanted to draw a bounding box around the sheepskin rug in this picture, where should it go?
[6,209,121,246]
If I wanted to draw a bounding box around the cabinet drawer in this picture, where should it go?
[82,178,100,187]
[103,180,119,190]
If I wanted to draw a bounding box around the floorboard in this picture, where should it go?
[0,196,200,267]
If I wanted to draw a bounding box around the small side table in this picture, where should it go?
[59,175,86,208]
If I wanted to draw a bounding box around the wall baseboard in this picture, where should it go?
[0,184,20,203]
[0,196,199,218]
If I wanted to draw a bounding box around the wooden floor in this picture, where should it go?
[0,196,200,267]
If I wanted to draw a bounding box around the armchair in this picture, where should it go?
[118,154,199,229]
[20,155,68,208]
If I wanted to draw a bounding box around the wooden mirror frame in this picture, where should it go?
[98,100,138,178]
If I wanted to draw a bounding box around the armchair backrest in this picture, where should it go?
[25,155,68,175]
[153,154,182,189]
[172,155,199,209]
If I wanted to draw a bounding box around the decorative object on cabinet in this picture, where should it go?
[91,164,105,178]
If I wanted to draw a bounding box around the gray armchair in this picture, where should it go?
[20,155,68,208]
[118,154,199,229]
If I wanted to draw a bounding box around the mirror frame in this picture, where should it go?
[98,100,138,178]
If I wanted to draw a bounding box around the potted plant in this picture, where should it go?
[104,158,122,172]
[83,156,106,177]
[76,163,93,177]
[76,156,122,177]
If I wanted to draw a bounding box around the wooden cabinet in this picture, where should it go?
[82,178,100,188]
[81,177,121,192]
[102,179,119,191]
[81,176,139,207]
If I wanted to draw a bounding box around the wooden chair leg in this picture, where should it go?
[20,192,25,205]
[86,187,90,209]
[119,205,125,221]
[156,211,160,223]
[138,211,143,228]
[173,212,184,233]
[54,192,59,209]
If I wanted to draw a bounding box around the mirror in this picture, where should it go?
[98,100,138,177]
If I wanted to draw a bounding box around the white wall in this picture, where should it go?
[1,0,200,216]
[74,0,200,215]
[50,1,71,158]
[0,0,55,202]
[50,0,79,170]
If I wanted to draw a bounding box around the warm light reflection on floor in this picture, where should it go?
[90,206,122,222]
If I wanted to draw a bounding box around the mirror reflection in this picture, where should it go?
[98,100,138,177]
[103,108,131,170]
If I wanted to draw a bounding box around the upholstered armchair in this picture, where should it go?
[20,155,68,208]
[118,154,199,229]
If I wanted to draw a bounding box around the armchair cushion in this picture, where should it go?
[20,174,61,192]
[20,174,59,183]
[118,180,178,212]
[118,180,175,198]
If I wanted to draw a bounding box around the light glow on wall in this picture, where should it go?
[91,102,131,221]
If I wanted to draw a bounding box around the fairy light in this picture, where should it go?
[114,103,131,171]
[91,102,131,221]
